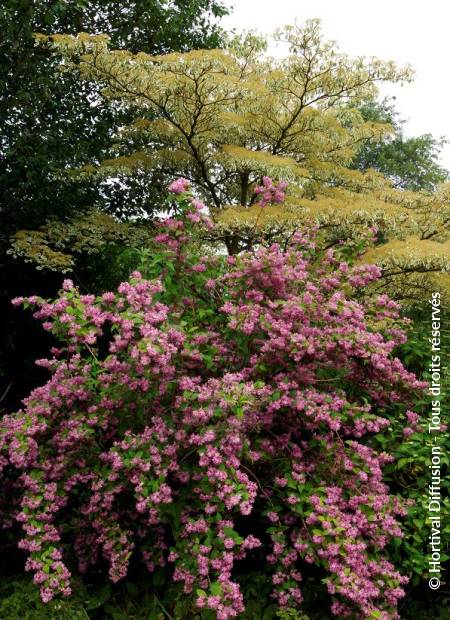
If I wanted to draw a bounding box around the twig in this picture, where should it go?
[154,594,175,620]
[240,463,272,503]
[84,343,98,361]
[0,382,12,404]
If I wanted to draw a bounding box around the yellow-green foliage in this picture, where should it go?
[37,19,408,207]
[9,211,154,272]
[362,238,450,301]
[31,21,449,303]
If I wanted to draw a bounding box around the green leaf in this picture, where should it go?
[126,581,138,596]
[210,581,223,596]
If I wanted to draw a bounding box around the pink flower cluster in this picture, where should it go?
[154,184,213,255]
[254,176,288,207]
[168,177,190,194]
[1,181,426,619]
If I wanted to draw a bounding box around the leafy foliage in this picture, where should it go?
[31,20,450,303]
[0,184,429,620]
[0,0,229,410]
[0,0,228,233]
[9,211,157,273]
[382,312,449,583]
[352,98,448,192]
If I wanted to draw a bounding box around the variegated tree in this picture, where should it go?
[17,20,450,302]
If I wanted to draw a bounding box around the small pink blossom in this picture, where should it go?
[169,178,190,194]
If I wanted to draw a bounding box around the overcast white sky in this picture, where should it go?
[222,0,450,173]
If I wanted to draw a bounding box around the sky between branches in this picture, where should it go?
[222,0,450,172]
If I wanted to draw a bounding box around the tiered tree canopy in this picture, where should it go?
[16,21,450,303]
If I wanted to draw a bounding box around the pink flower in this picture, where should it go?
[253,177,288,207]
[62,279,74,291]
[169,178,190,194]
[191,199,206,211]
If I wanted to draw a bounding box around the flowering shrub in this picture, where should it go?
[1,182,425,619]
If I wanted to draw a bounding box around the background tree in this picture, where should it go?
[0,0,229,410]
[1,0,229,235]
[32,21,450,303]
[351,97,448,192]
